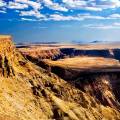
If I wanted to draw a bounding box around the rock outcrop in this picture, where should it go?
[19,47,64,60]
[19,46,120,61]
[0,35,120,120]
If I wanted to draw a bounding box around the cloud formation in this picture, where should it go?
[15,0,41,10]
[1,0,120,21]
[20,10,45,18]
[0,0,6,7]
[43,0,68,12]
[63,0,120,11]
[8,2,28,9]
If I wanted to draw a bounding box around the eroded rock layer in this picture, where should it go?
[19,45,120,60]
[0,36,120,120]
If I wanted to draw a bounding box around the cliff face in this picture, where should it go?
[0,36,120,120]
[71,73,120,110]
[0,36,16,77]
[19,47,120,61]
[60,48,120,60]
[35,59,120,111]
[19,47,64,60]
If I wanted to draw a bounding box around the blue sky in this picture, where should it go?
[1,0,120,43]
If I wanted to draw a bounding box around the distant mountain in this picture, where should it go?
[90,40,102,43]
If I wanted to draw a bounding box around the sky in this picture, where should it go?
[1,0,120,43]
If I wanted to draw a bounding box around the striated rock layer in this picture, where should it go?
[19,45,120,61]
[0,35,120,120]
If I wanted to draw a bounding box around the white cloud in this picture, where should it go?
[83,7,102,11]
[0,10,6,13]
[109,14,120,18]
[95,0,120,9]
[48,14,83,21]
[2,0,120,21]
[7,0,44,19]
[0,0,6,7]
[21,18,37,21]
[20,10,45,18]
[45,13,108,21]
[62,0,101,11]
[63,0,120,11]
[19,12,112,21]
[8,2,28,9]
[14,0,41,10]
[63,0,86,8]
[43,0,68,12]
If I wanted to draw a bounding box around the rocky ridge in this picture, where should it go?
[19,46,120,61]
[0,35,120,120]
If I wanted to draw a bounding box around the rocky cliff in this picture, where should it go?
[19,46,120,61]
[37,57,120,111]
[19,46,64,60]
[0,35,120,120]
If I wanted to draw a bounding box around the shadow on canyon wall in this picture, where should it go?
[59,48,120,61]
[24,54,120,111]
[19,47,120,111]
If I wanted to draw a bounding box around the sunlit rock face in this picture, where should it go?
[19,47,64,60]
[0,35,15,77]
[38,59,120,110]
[0,35,120,120]
[71,73,120,110]
[19,45,120,62]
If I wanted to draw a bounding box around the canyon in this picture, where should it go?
[0,35,120,120]
[18,43,120,60]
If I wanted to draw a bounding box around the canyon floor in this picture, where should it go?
[0,35,120,120]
